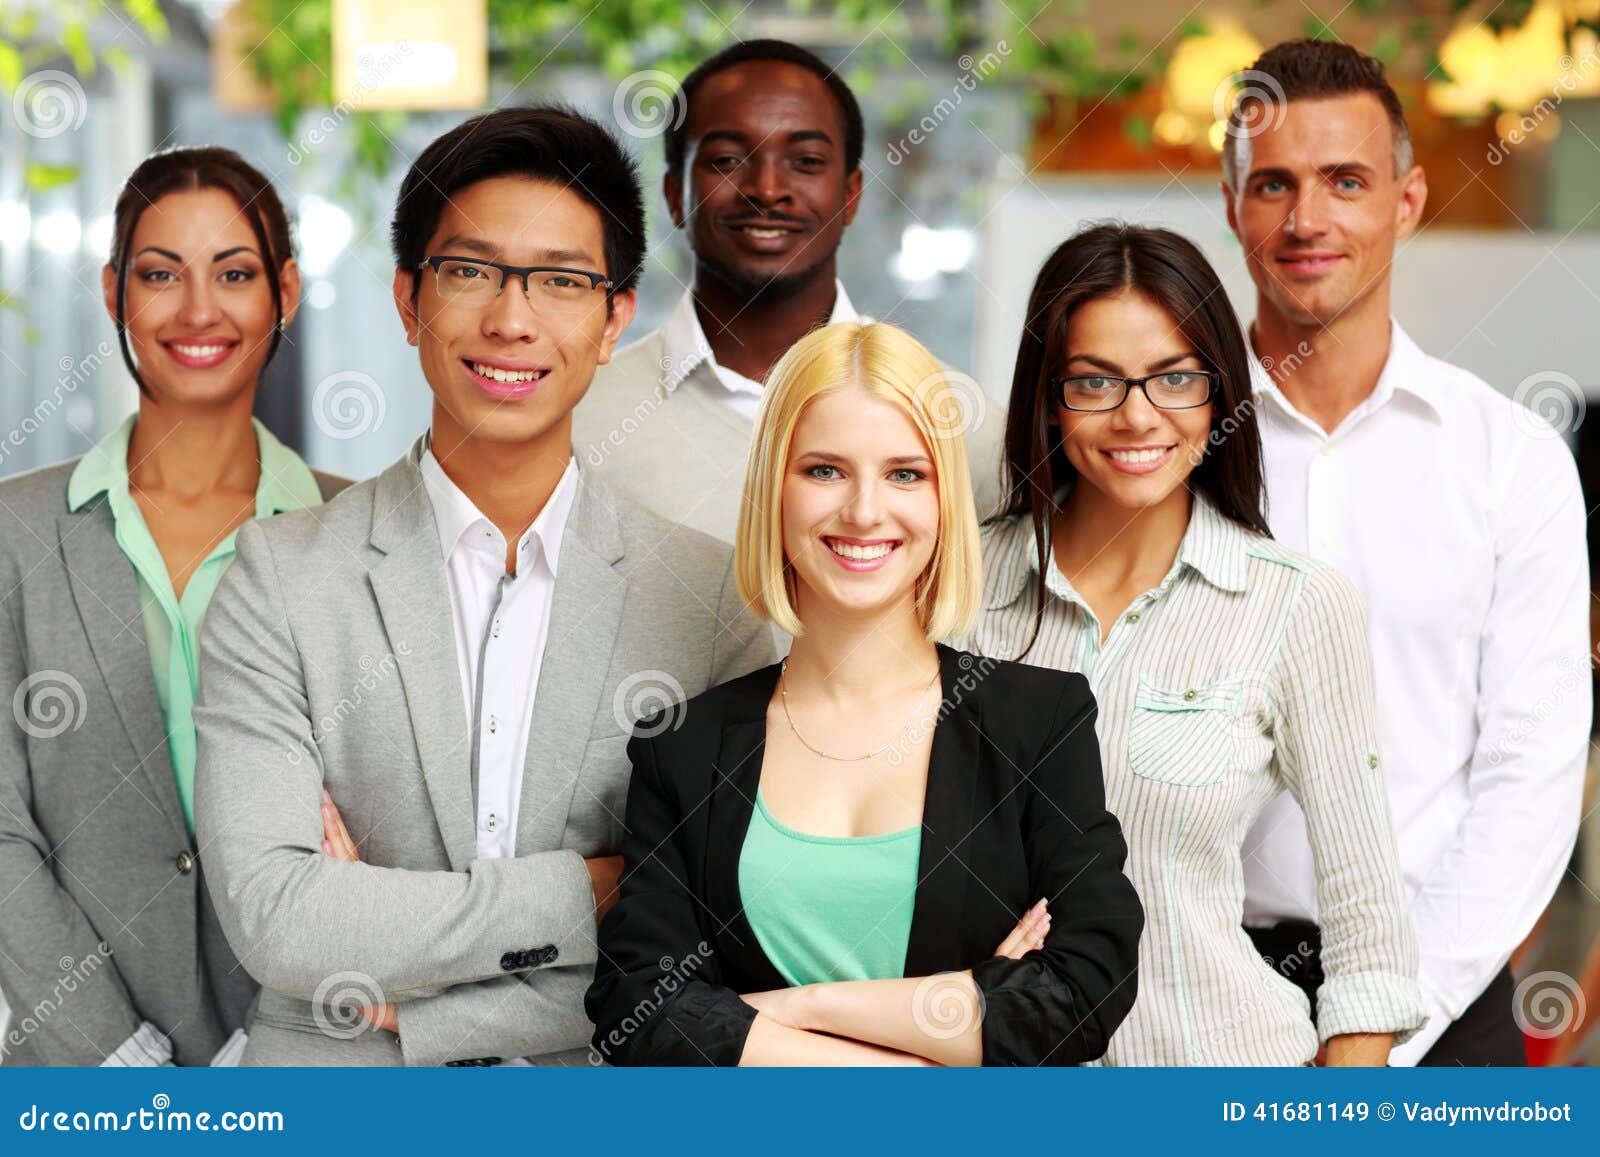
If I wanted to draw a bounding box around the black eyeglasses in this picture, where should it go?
[1049,370,1219,412]
[417,256,612,314]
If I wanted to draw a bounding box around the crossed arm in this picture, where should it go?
[735,902,1052,1066]
[191,522,611,1064]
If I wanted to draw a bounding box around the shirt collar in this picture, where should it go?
[985,489,1251,612]
[1250,317,1444,423]
[67,414,322,516]
[657,279,860,394]
[418,441,579,576]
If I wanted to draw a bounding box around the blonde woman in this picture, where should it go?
[585,321,1143,1066]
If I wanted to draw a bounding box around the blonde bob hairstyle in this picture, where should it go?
[734,320,983,641]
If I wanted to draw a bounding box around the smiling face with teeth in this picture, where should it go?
[393,176,635,456]
[1052,290,1215,516]
[667,60,861,303]
[780,385,940,625]
[100,187,298,408]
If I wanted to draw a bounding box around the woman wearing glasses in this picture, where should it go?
[968,223,1422,1066]
[0,147,344,1066]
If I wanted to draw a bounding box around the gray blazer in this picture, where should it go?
[573,325,1011,544]
[0,458,345,1066]
[192,437,776,1066]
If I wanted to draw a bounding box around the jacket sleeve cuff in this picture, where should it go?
[591,984,758,1067]
[100,1022,172,1067]
[1315,970,1426,1046]
[209,1028,249,1066]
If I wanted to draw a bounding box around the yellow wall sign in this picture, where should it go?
[332,0,488,111]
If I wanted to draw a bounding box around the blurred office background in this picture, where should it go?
[1,0,1597,1062]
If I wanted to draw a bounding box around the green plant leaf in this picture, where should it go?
[0,40,22,94]
[25,163,79,191]
[62,20,94,75]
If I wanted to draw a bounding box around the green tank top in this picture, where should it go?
[737,789,921,987]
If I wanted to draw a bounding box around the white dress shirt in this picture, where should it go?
[418,447,578,861]
[656,280,861,421]
[1242,319,1591,1064]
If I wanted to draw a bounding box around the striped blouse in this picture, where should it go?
[963,493,1423,1065]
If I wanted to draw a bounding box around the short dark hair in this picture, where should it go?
[390,105,646,296]
[663,39,864,177]
[999,222,1271,660]
[1222,38,1412,187]
[109,146,294,397]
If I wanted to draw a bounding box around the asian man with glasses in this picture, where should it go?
[191,106,776,1066]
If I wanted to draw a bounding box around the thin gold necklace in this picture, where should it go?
[778,657,941,762]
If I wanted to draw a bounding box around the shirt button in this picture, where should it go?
[1182,688,1197,702]
[488,715,498,734]
[175,851,195,875]
[1366,753,1380,770]
[1126,611,1140,623]
[484,813,499,832]
[492,620,501,639]
[1320,445,1331,457]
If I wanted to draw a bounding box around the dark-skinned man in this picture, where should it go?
[576,39,1007,544]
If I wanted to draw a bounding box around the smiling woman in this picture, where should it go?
[0,146,346,1069]
[104,149,297,403]
[586,320,1145,1067]
[971,222,1423,1066]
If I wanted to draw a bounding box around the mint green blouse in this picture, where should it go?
[66,415,323,834]
[737,789,921,987]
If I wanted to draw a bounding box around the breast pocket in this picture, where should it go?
[1126,673,1249,788]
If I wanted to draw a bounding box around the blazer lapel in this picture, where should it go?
[514,474,626,855]
[705,685,787,992]
[57,505,186,843]
[366,446,475,871]
[904,644,982,977]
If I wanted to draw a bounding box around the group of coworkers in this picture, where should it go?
[0,35,1589,1070]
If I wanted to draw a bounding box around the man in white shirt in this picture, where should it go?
[574,39,1008,542]
[1221,38,1591,1065]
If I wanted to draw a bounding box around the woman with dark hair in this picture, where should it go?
[967,222,1421,1066]
[0,147,345,1066]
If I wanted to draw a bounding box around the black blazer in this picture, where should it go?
[585,643,1144,1066]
